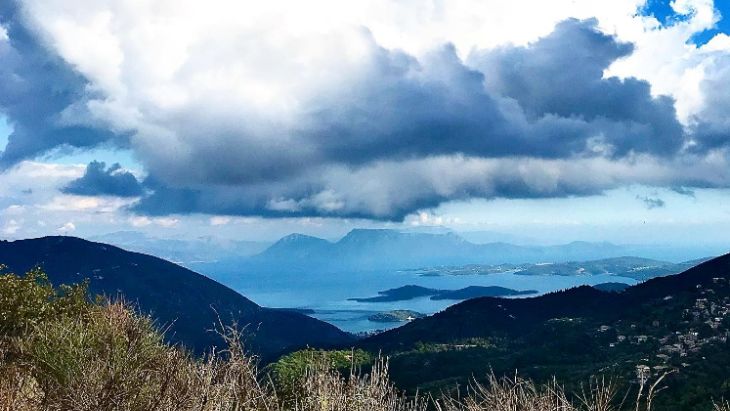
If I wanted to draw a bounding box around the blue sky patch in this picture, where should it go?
[0,115,10,152]
[639,0,694,26]
[640,0,729,46]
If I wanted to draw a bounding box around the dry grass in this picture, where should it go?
[433,371,674,411]
[0,311,681,411]
[0,268,714,411]
[0,301,279,411]
[435,374,574,411]
[0,298,422,411]
[291,357,426,411]
[0,300,696,411]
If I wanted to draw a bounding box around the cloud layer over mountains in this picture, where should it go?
[0,0,729,219]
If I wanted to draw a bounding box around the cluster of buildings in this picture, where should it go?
[604,277,730,373]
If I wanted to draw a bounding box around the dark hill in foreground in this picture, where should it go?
[357,253,730,410]
[0,236,353,359]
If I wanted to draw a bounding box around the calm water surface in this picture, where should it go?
[212,269,638,333]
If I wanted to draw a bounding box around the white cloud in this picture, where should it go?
[605,0,730,122]
[41,195,132,213]
[704,33,730,51]
[0,24,8,42]
[56,221,76,233]
[128,215,179,227]
[17,0,710,149]
[0,161,137,238]
[154,217,179,227]
[0,161,83,193]
[13,1,725,154]
[267,198,302,213]
[0,161,85,211]
[2,219,21,235]
[2,205,26,216]
[129,216,152,227]
[20,0,722,134]
[406,211,461,227]
[209,216,231,226]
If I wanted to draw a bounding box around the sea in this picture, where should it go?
[214,268,638,334]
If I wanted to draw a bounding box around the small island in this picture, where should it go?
[368,310,426,323]
[351,285,538,303]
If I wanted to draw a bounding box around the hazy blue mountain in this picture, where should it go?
[332,229,478,268]
[238,229,653,274]
[0,236,352,358]
[89,231,271,265]
[257,233,333,262]
[455,230,539,245]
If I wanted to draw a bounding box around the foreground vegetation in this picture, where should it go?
[0,266,726,410]
[357,257,730,411]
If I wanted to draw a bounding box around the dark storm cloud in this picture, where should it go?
[303,20,685,166]
[63,161,144,197]
[469,18,685,157]
[689,54,730,152]
[135,154,719,220]
[0,3,117,168]
[132,19,698,219]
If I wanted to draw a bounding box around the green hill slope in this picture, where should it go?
[357,253,730,410]
[0,236,353,359]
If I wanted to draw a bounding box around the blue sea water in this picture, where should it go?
[221,269,637,334]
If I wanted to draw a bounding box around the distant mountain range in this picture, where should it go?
[0,236,352,359]
[201,229,720,276]
[248,229,627,271]
[88,229,725,278]
[89,231,270,265]
[355,252,730,410]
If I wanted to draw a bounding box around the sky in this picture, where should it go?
[1,0,730,247]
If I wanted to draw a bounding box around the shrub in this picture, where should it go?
[434,372,670,411]
[0,265,90,339]
[270,348,373,397]
[0,266,713,411]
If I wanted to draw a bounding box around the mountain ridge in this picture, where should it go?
[351,252,730,410]
[241,229,659,273]
[0,236,353,359]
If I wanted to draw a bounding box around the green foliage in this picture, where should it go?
[0,266,278,410]
[22,303,169,400]
[270,348,373,396]
[0,265,90,338]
